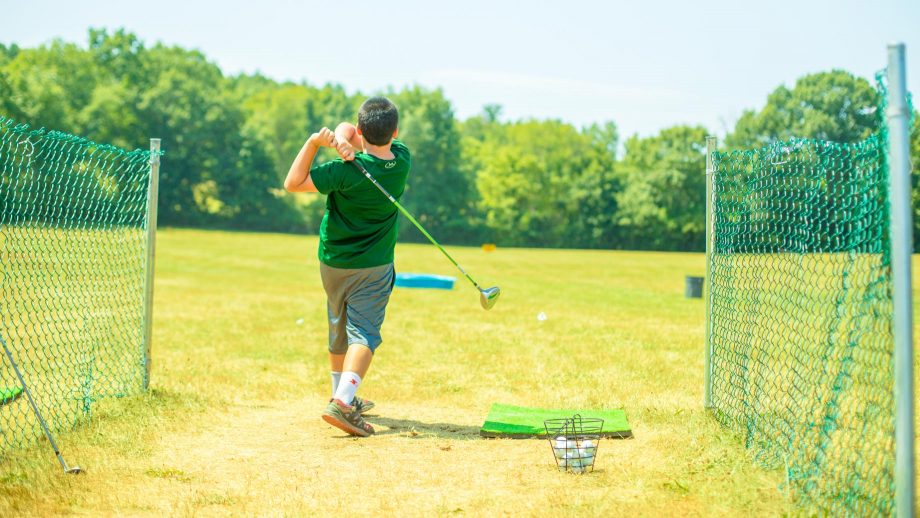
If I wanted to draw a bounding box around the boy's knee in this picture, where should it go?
[328,340,349,355]
[348,340,378,354]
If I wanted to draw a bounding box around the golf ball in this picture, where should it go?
[563,458,588,473]
[553,436,572,450]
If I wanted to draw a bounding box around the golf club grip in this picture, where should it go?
[343,159,481,290]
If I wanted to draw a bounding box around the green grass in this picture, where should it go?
[1,228,916,516]
[0,226,146,457]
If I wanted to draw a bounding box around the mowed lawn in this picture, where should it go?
[9,227,916,516]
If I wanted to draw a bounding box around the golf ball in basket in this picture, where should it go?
[554,436,576,450]
[565,459,588,473]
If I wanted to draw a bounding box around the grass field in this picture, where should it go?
[0,228,916,516]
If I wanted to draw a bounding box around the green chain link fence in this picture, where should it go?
[706,71,911,515]
[0,117,157,453]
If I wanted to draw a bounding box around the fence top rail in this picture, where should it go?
[0,117,161,161]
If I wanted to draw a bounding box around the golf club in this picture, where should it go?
[341,148,500,310]
[0,333,83,474]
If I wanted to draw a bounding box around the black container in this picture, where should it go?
[685,276,704,298]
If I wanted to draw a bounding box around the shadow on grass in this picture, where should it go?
[366,416,482,439]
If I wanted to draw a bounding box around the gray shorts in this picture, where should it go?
[320,262,395,354]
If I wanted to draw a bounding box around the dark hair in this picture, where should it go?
[358,97,399,146]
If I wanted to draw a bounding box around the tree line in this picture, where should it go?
[1,29,918,251]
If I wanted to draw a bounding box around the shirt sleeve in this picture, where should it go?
[309,159,347,194]
[391,139,411,164]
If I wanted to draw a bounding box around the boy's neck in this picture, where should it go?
[363,140,395,160]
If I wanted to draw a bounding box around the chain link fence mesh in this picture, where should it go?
[707,73,910,515]
[0,117,154,453]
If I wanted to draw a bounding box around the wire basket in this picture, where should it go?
[544,415,603,473]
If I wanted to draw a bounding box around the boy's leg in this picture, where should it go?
[321,263,352,403]
[330,353,345,372]
[329,350,375,414]
[343,344,373,378]
[322,263,393,436]
[332,343,373,405]
[329,353,344,397]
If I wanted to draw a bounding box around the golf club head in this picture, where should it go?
[65,466,83,474]
[479,286,501,310]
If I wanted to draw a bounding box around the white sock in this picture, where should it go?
[333,372,361,406]
[330,372,342,397]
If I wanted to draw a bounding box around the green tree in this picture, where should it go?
[237,83,311,181]
[76,81,142,149]
[1,40,99,131]
[0,43,23,121]
[616,125,709,251]
[577,122,620,247]
[727,70,877,148]
[468,119,618,248]
[88,28,146,86]
[389,87,474,242]
[133,43,246,226]
[217,123,305,231]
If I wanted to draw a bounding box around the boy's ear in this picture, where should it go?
[392,128,399,139]
[355,126,363,136]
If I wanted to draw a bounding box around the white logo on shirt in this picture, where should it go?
[385,161,396,169]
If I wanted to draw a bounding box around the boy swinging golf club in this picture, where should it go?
[284,97,500,437]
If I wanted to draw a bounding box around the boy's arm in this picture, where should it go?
[284,128,335,192]
[333,122,363,161]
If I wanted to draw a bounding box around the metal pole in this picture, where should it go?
[886,43,915,518]
[142,138,160,391]
[704,135,717,408]
[0,333,81,473]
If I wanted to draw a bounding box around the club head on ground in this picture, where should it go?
[64,466,83,474]
[479,287,501,310]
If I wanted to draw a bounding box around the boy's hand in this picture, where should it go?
[333,139,356,161]
[309,127,336,148]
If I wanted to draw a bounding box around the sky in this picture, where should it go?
[1,0,918,139]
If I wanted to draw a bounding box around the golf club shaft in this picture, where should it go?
[345,159,482,291]
[0,333,72,472]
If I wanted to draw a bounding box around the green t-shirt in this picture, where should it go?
[310,139,411,268]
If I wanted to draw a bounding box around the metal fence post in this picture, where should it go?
[142,138,160,391]
[704,135,717,409]
[886,43,915,518]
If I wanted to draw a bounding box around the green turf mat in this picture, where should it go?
[480,403,632,439]
[0,386,23,406]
